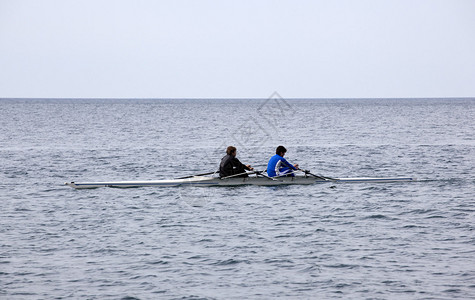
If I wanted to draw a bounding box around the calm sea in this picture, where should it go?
[1,98,474,299]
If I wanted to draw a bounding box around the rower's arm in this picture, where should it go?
[235,157,252,171]
[282,158,297,170]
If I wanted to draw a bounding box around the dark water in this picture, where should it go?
[1,98,474,299]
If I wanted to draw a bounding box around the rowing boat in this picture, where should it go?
[64,174,413,189]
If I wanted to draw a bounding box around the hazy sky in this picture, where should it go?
[1,0,474,98]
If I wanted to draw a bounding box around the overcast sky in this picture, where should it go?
[1,0,474,98]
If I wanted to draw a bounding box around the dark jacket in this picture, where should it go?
[219,154,251,178]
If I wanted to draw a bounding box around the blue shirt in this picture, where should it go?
[267,154,297,177]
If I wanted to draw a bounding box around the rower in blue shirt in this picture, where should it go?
[267,145,299,177]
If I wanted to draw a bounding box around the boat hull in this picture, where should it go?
[65,176,413,189]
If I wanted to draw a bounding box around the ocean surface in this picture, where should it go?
[0,97,474,299]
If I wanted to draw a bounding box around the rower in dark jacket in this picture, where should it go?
[219,146,254,178]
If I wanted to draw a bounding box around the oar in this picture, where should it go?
[273,169,298,178]
[220,170,261,179]
[221,170,279,181]
[298,169,337,181]
[176,171,218,179]
[254,170,278,181]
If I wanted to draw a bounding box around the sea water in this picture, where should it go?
[0,98,474,299]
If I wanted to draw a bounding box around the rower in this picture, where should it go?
[266,145,299,177]
[219,146,254,178]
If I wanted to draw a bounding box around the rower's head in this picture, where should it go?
[276,145,287,157]
[226,146,237,157]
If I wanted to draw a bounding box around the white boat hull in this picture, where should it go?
[65,175,413,189]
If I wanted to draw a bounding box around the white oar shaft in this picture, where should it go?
[220,170,256,179]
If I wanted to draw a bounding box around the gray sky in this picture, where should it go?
[1,0,474,98]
